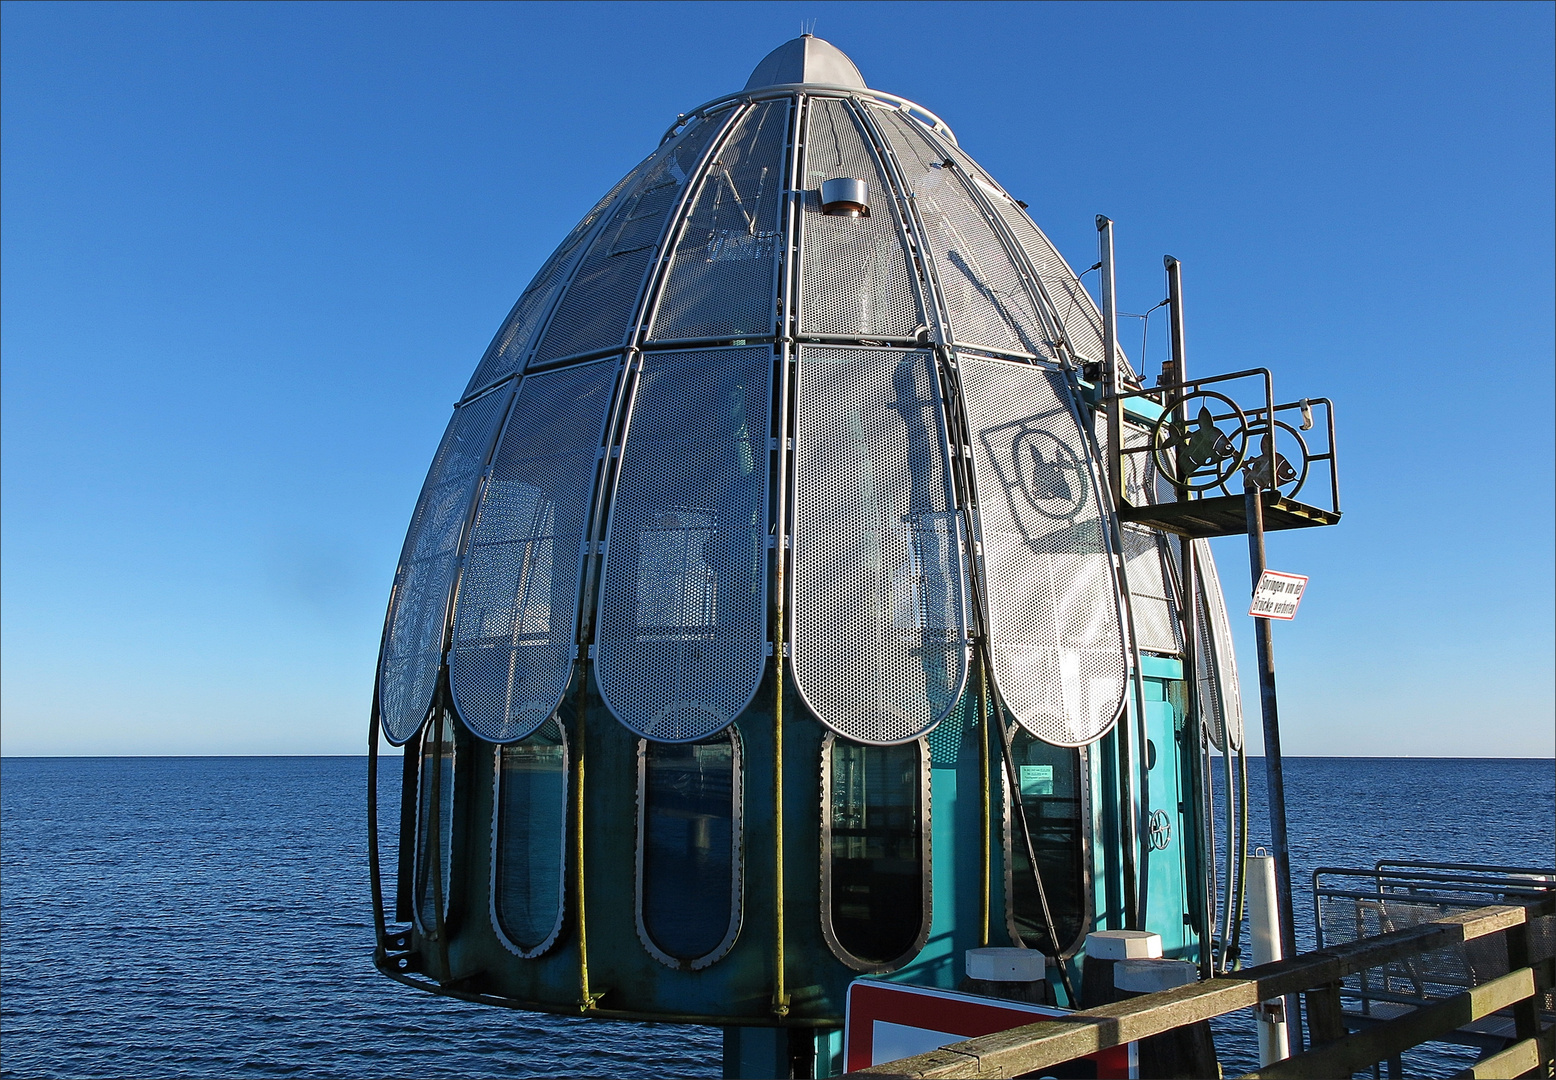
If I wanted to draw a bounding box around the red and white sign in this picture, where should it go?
[843,978,1135,1077]
[1249,570,1308,620]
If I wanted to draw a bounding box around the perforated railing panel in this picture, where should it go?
[533,116,727,364]
[798,99,921,339]
[1195,540,1244,751]
[1122,524,1183,656]
[648,101,788,341]
[595,348,771,741]
[449,360,618,742]
[875,110,1051,360]
[463,157,651,398]
[791,346,969,744]
[959,356,1127,746]
[378,389,512,745]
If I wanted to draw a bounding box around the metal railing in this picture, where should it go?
[1313,861,1556,1053]
[1110,367,1341,519]
[856,899,1555,1078]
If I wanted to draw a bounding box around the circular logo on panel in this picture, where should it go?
[1013,427,1087,521]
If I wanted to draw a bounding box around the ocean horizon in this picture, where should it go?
[3,755,1551,1078]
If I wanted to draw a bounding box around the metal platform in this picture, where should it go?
[1118,490,1342,539]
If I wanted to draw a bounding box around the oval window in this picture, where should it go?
[637,731,742,969]
[493,718,568,956]
[415,713,456,932]
[822,734,930,970]
[1005,730,1087,954]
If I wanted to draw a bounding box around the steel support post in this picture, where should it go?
[1244,478,1304,1049]
[1166,256,1214,979]
[1098,215,1140,930]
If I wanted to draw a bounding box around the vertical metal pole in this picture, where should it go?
[1097,215,1139,930]
[1165,256,1213,979]
[1245,479,1304,1048]
[1099,217,1124,510]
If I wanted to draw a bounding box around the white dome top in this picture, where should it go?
[744,34,866,90]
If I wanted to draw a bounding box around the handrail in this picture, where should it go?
[855,900,1553,1078]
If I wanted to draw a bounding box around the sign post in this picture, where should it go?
[1244,479,1304,1050]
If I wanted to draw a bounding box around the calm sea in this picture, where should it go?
[1,756,1550,1079]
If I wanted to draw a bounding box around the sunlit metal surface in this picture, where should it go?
[596,349,772,742]
[791,346,969,745]
[449,361,617,742]
[959,356,1126,746]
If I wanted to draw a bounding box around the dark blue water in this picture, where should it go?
[1,756,1550,1078]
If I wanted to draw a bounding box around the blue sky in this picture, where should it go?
[2,1,1551,757]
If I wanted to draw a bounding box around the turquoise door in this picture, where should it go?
[1141,678,1190,954]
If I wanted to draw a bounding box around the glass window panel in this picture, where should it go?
[827,738,925,965]
[1007,731,1086,952]
[495,719,567,954]
[640,734,738,964]
[415,714,455,929]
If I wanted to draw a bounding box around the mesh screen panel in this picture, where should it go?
[534,117,726,363]
[449,361,618,742]
[876,111,1050,359]
[791,346,970,744]
[378,390,512,744]
[1195,541,1244,751]
[463,159,650,397]
[595,348,772,741]
[1122,524,1183,656]
[935,142,1114,369]
[649,101,788,341]
[959,356,1127,746]
[976,183,1107,366]
[797,99,921,338]
[1318,893,1512,1003]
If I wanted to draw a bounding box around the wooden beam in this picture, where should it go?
[1303,980,1346,1047]
[1239,969,1535,1079]
[1449,1025,1555,1080]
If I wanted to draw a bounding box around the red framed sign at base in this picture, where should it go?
[843,978,1136,1077]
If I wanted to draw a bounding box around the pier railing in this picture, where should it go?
[855,899,1555,1079]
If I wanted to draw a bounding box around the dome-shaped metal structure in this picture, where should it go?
[375,34,1160,753]
[368,36,1246,1053]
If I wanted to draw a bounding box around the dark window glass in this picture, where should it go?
[495,719,567,953]
[640,733,738,964]
[416,714,455,929]
[1008,732,1085,952]
[828,738,925,965]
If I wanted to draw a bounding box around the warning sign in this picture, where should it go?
[1250,570,1308,620]
[843,978,1135,1076]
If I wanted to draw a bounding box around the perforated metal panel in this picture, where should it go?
[378,389,512,745]
[1195,541,1244,751]
[798,99,921,338]
[1105,414,1185,657]
[596,348,772,741]
[959,356,1127,746]
[1122,524,1183,656]
[932,143,1113,369]
[449,361,618,742]
[648,102,788,341]
[791,346,970,744]
[534,116,728,363]
[463,159,652,398]
[875,111,1050,359]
